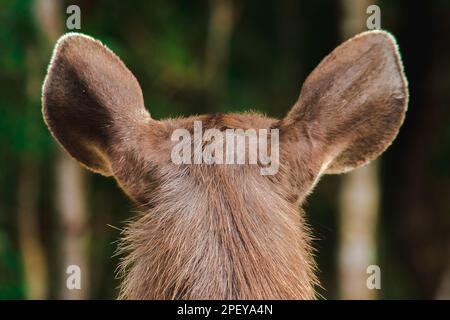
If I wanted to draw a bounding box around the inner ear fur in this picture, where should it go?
[42,33,151,176]
[281,30,408,175]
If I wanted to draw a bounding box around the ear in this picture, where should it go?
[281,30,408,175]
[42,33,151,176]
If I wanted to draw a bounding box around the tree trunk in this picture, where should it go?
[55,149,90,299]
[17,157,48,299]
[339,162,379,299]
[34,0,90,299]
[338,0,380,300]
[204,0,236,111]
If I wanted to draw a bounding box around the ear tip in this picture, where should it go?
[353,29,397,44]
[352,29,408,94]
[352,30,403,58]
[45,33,96,74]
[43,32,113,97]
[42,33,85,104]
[55,32,99,48]
[51,33,101,62]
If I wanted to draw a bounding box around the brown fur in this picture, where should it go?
[42,30,408,299]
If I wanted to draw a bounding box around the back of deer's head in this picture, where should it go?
[42,30,408,299]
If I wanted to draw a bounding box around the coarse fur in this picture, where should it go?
[41,30,408,299]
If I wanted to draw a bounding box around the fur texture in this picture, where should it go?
[42,30,408,299]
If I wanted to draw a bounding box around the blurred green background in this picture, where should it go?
[0,0,449,299]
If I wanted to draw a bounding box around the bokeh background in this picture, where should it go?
[0,0,449,300]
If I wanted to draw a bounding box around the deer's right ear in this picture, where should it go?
[42,33,151,176]
[280,30,408,177]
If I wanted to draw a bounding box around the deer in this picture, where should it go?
[41,30,408,299]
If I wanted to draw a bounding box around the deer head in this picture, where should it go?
[42,30,408,299]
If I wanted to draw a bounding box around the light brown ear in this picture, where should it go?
[42,33,151,176]
[281,30,408,174]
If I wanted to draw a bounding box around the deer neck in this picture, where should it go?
[117,167,317,299]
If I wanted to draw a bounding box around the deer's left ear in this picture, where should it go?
[280,30,408,175]
[42,33,153,176]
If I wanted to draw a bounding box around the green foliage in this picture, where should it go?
[0,230,24,299]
